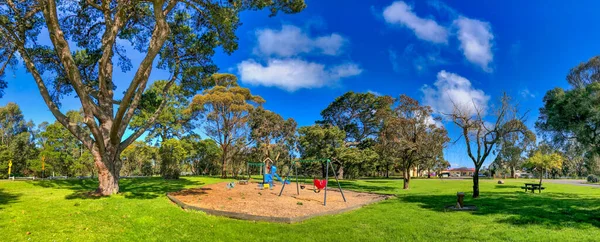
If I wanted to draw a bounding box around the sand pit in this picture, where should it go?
[168,181,390,223]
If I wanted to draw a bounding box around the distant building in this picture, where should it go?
[441,167,476,177]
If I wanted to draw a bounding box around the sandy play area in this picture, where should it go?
[168,181,389,222]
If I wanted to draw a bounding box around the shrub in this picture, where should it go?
[587,175,599,183]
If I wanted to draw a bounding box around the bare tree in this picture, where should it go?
[448,93,528,198]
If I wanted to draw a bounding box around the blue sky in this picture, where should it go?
[3,0,600,168]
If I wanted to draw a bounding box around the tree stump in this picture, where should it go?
[456,192,465,208]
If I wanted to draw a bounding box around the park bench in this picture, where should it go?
[521,183,545,193]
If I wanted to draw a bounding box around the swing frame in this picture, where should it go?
[278,158,346,206]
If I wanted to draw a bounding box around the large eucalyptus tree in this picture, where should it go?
[0,0,305,195]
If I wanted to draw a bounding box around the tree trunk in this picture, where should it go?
[93,150,121,196]
[472,168,480,198]
[427,168,431,178]
[337,165,344,180]
[221,147,228,178]
[403,168,410,189]
[510,166,515,178]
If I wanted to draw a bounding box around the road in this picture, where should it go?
[544,179,600,188]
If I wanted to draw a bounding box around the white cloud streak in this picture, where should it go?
[238,59,362,92]
[255,25,347,57]
[383,1,448,44]
[454,16,494,72]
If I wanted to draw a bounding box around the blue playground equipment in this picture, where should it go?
[270,166,290,184]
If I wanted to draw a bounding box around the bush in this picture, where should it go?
[587,175,599,183]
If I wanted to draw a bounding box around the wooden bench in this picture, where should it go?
[521,183,545,193]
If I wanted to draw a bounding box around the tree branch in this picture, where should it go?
[111,0,171,143]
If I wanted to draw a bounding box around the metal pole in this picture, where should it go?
[324,159,329,206]
[278,163,293,196]
[331,162,347,202]
[295,163,299,195]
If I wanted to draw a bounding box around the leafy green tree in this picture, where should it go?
[298,124,375,179]
[40,111,93,177]
[189,74,264,178]
[159,138,187,179]
[121,141,156,176]
[249,107,297,164]
[298,124,346,177]
[319,91,392,178]
[377,95,448,189]
[524,151,563,183]
[493,127,536,178]
[0,0,305,195]
[0,103,38,178]
[182,134,221,175]
[537,82,600,156]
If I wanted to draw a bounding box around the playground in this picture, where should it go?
[169,158,389,221]
[169,181,387,221]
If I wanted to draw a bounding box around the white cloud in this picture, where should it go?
[454,16,494,72]
[520,88,535,98]
[237,59,362,92]
[421,70,490,117]
[255,25,346,57]
[383,1,448,44]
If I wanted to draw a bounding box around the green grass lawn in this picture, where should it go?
[1,177,600,241]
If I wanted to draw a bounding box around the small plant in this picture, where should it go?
[297,202,303,205]
[227,197,232,200]
[587,175,599,183]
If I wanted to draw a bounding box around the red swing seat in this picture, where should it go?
[313,179,327,190]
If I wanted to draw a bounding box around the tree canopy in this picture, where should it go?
[0,0,305,195]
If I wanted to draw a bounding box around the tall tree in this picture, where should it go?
[493,127,536,178]
[297,124,346,177]
[448,93,528,198]
[249,107,297,162]
[189,73,264,178]
[0,0,305,195]
[378,95,448,189]
[319,91,392,178]
[537,82,600,156]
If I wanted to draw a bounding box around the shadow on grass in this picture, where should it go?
[398,191,600,229]
[0,188,20,210]
[335,180,397,194]
[494,185,521,189]
[29,177,203,200]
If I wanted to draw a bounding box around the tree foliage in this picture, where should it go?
[0,0,305,195]
[189,73,264,178]
[524,151,563,183]
[377,95,448,189]
[159,138,187,179]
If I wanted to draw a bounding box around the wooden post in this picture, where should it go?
[457,192,465,208]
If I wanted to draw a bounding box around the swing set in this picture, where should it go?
[278,158,346,206]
